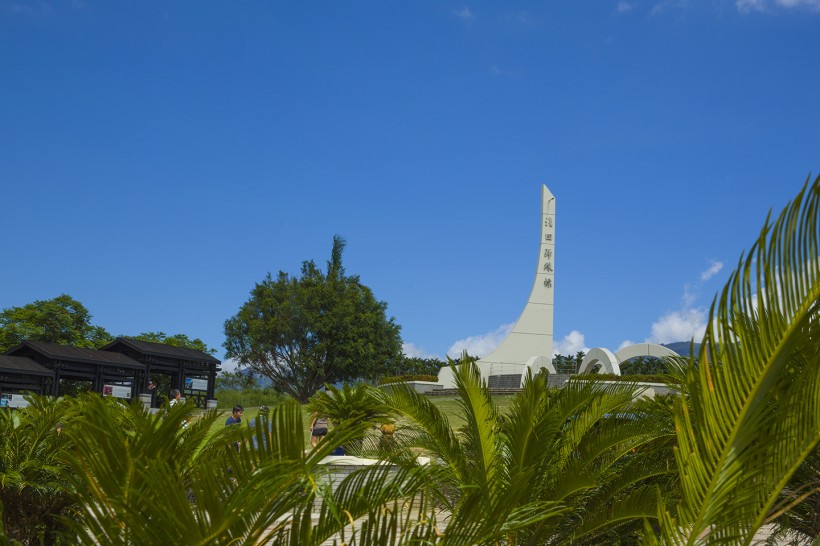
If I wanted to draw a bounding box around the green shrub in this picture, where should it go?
[379,374,438,385]
[214,387,285,408]
[572,373,669,383]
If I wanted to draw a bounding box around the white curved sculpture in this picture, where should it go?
[577,348,621,375]
[527,355,556,375]
[578,343,680,375]
[615,343,679,362]
[438,185,556,388]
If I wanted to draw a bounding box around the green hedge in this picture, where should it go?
[571,373,669,383]
[214,387,286,409]
[379,374,439,385]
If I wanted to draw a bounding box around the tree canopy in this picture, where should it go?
[223,236,403,403]
[385,355,444,378]
[0,295,216,359]
[126,331,216,354]
[0,294,112,353]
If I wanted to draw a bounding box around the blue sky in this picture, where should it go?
[1,1,819,369]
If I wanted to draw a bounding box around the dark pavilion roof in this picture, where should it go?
[102,338,220,363]
[0,355,55,376]
[11,340,146,369]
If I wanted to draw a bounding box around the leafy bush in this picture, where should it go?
[214,387,285,409]
[0,395,78,545]
[572,373,669,383]
[307,383,394,427]
[378,374,438,385]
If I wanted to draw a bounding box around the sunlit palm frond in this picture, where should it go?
[307,463,440,545]
[383,359,671,545]
[450,354,500,496]
[376,377,468,496]
[652,175,820,545]
[307,382,394,427]
[60,393,429,545]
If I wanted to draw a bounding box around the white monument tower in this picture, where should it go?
[438,185,557,388]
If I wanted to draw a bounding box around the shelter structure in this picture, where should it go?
[6,340,146,400]
[0,338,220,408]
[101,338,220,408]
[0,355,55,405]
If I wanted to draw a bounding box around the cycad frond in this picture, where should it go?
[0,394,77,544]
[384,359,671,545]
[655,175,820,545]
[450,354,500,494]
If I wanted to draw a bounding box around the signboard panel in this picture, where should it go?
[185,378,208,391]
[0,394,30,408]
[103,385,132,399]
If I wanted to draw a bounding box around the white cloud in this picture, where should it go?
[219,357,241,373]
[553,330,590,356]
[700,260,724,281]
[736,0,766,12]
[447,322,513,358]
[777,0,820,7]
[682,283,697,308]
[616,2,635,13]
[454,6,473,20]
[7,0,54,16]
[506,10,536,24]
[649,308,708,344]
[737,0,820,11]
[650,1,672,15]
[649,0,690,16]
[642,258,728,345]
[617,339,635,350]
[402,342,440,360]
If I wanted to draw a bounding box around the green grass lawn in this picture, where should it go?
[204,394,517,449]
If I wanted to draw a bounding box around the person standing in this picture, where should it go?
[225,405,244,426]
[147,379,157,408]
[309,413,329,447]
[225,404,244,452]
[169,389,182,407]
[249,406,272,449]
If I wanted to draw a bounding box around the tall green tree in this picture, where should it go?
[125,331,216,354]
[0,294,112,353]
[385,355,444,377]
[224,236,403,403]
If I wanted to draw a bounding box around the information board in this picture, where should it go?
[185,378,208,391]
[103,385,132,399]
[0,393,30,408]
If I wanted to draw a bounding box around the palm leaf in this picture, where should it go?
[650,175,820,545]
[0,394,77,544]
[383,360,670,545]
